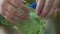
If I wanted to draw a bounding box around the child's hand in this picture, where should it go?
[1,0,30,25]
[36,0,59,19]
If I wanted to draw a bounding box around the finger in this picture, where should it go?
[36,0,46,15]
[2,1,22,18]
[3,2,28,19]
[2,1,29,20]
[2,4,28,25]
[6,0,30,13]
[46,0,59,19]
[2,6,28,25]
[1,7,19,25]
[39,0,54,18]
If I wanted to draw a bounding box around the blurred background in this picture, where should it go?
[0,0,60,34]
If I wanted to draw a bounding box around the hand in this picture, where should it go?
[1,0,30,25]
[36,0,59,19]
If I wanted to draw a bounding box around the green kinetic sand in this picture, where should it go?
[0,7,46,34]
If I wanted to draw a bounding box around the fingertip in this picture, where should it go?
[36,0,45,15]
